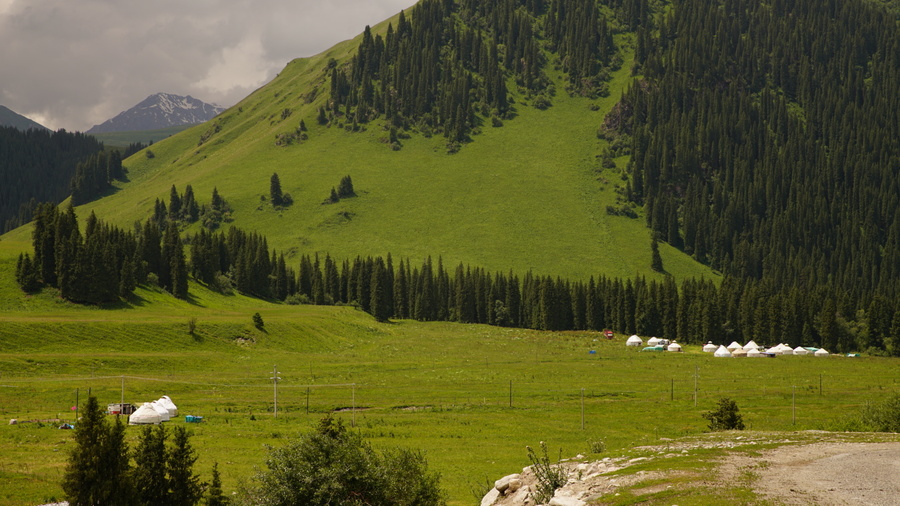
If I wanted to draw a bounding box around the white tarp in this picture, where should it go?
[129,403,162,425]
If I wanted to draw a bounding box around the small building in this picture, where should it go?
[626,335,643,347]
[107,403,136,416]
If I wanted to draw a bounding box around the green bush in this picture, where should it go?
[244,415,445,505]
[703,397,746,431]
[859,393,900,432]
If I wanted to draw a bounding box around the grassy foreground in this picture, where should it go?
[1,259,897,505]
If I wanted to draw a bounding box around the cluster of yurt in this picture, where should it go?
[702,340,830,358]
[129,396,178,425]
[627,335,683,352]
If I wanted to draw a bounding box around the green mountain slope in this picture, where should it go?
[6,12,711,283]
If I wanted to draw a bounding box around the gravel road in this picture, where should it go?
[739,441,900,505]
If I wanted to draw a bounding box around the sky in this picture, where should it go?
[0,0,416,131]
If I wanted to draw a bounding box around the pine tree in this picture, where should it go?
[270,173,283,207]
[337,175,356,198]
[133,425,169,506]
[205,462,228,506]
[166,426,203,506]
[651,236,664,272]
[62,395,133,505]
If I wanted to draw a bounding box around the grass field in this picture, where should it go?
[1,255,897,505]
[91,125,194,149]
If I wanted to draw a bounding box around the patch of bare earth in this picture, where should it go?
[723,441,900,505]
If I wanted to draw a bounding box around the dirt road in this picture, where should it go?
[736,441,900,505]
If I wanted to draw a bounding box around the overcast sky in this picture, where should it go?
[0,0,415,131]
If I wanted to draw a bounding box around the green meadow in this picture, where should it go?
[1,254,897,505]
[91,125,193,149]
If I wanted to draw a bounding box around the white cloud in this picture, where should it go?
[0,0,415,131]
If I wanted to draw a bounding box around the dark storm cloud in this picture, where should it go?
[0,0,415,130]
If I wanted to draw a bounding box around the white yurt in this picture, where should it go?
[731,347,747,357]
[815,348,830,357]
[129,403,162,425]
[626,335,643,347]
[703,341,717,353]
[667,341,683,352]
[747,348,763,357]
[150,401,171,422]
[793,346,808,355]
[647,336,661,347]
[743,340,760,351]
[778,344,794,355]
[714,345,732,357]
[765,346,781,355]
[158,396,178,417]
[726,341,743,351]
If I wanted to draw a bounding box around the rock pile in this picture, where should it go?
[481,456,632,506]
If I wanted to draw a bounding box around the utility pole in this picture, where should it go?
[581,388,585,430]
[270,365,281,418]
[693,365,699,407]
[792,385,796,425]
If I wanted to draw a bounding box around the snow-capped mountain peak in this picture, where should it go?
[87,93,224,134]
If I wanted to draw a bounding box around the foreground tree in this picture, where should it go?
[62,395,132,505]
[247,415,444,505]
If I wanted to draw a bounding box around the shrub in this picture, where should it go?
[526,442,566,504]
[252,312,264,329]
[246,415,445,505]
[703,397,746,431]
[859,392,900,432]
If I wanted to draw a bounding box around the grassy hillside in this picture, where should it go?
[1,259,897,504]
[0,10,716,284]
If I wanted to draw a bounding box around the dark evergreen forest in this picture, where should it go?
[615,0,900,298]
[0,127,104,232]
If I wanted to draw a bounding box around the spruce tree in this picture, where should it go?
[62,395,133,505]
[651,236,664,272]
[167,426,203,506]
[270,173,283,207]
[205,462,228,506]
[133,425,169,506]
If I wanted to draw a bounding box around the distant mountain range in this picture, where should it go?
[87,93,224,134]
[0,105,48,131]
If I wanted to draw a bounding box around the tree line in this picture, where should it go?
[18,203,188,303]
[17,203,900,354]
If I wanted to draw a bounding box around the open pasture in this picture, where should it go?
[1,300,897,505]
